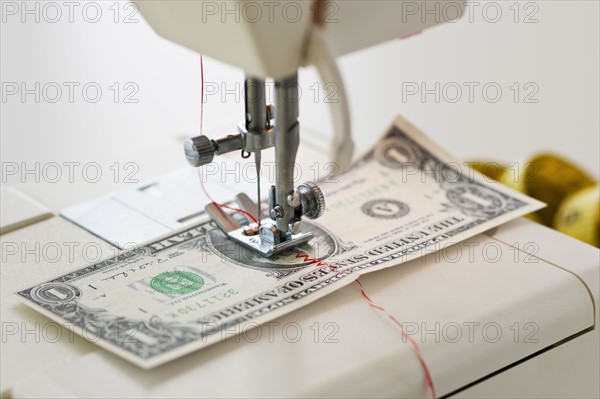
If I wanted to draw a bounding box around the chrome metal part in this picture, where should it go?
[270,205,283,219]
[273,73,300,236]
[227,225,313,258]
[207,195,312,259]
[205,203,241,233]
[243,77,273,153]
[255,150,262,227]
[184,134,243,167]
[214,134,243,154]
[259,224,283,246]
[245,78,266,133]
[268,185,276,218]
[297,181,326,219]
[288,220,302,235]
[186,71,325,258]
[234,193,259,223]
[238,124,274,153]
[184,135,215,167]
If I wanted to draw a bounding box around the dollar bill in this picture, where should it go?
[15,115,544,368]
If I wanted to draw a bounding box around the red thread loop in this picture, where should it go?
[197,167,258,224]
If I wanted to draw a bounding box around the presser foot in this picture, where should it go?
[228,227,313,258]
[205,193,313,258]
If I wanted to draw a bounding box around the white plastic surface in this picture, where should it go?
[3,218,597,398]
[0,187,52,235]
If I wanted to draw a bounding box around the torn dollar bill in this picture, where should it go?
[15,115,544,368]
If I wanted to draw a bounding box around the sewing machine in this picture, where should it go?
[1,1,598,397]
[135,1,452,257]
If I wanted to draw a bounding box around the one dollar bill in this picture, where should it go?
[15,116,544,368]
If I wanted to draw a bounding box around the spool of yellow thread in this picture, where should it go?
[468,155,599,246]
[554,185,600,247]
[521,154,596,227]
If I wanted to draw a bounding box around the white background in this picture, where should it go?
[1,0,598,211]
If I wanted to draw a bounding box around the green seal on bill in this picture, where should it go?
[150,271,204,295]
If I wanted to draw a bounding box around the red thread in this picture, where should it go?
[354,279,437,399]
[197,54,434,397]
[293,253,435,397]
[294,252,336,269]
[197,167,258,224]
[197,59,258,224]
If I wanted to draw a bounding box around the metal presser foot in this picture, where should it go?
[205,189,323,258]
[184,72,326,258]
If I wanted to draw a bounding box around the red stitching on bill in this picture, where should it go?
[294,252,337,270]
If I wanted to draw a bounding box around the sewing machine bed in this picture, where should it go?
[1,214,597,398]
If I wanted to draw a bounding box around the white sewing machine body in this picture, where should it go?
[134,1,453,79]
